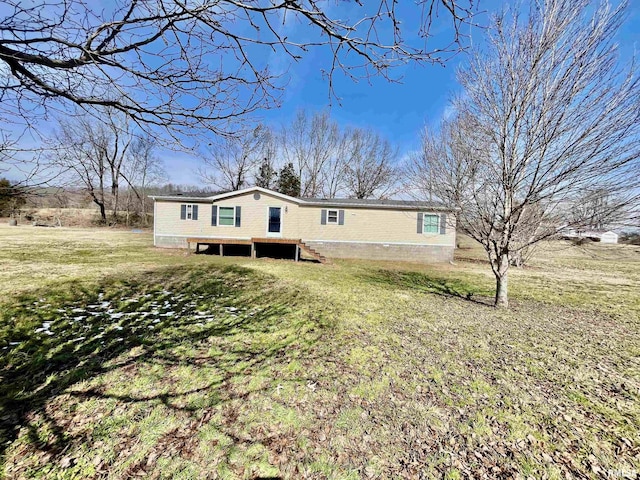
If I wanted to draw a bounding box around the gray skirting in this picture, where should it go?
[154,235,190,248]
[154,235,454,263]
[302,241,454,263]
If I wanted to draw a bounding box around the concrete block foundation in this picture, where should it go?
[155,235,189,248]
[302,241,454,263]
[154,235,454,263]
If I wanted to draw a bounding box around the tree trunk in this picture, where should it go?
[111,182,119,225]
[95,200,107,224]
[493,252,509,308]
[141,193,147,226]
[494,271,508,308]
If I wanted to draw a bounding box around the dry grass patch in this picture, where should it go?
[1,225,639,478]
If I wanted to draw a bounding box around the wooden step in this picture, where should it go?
[298,241,328,264]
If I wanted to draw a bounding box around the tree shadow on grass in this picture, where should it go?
[360,268,494,306]
[0,263,333,476]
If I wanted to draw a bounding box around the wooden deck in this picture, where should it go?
[185,237,327,263]
[186,237,251,246]
[251,237,302,245]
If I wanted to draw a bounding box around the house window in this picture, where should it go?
[423,214,439,233]
[321,208,344,225]
[219,206,235,226]
[180,204,198,221]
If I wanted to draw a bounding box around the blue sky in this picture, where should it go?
[167,1,494,185]
[258,4,479,144]
[2,1,639,186]
[255,0,640,148]
[169,57,465,184]
[168,0,640,185]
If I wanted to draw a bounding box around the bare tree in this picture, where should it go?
[320,130,350,199]
[254,129,279,189]
[121,135,166,225]
[199,125,269,191]
[404,113,485,248]
[343,128,398,199]
[568,188,631,232]
[104,111,133,220]
[0,0,477,137]
[420,0,640,308]
[52,121,109,223]
[281,110,341,197]
[280,111,400,199]
[406,114,478,208]
[48,109,134,223]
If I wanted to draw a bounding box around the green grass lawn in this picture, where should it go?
[1,225,639,479]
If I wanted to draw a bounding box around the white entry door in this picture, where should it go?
[266,207,282,237]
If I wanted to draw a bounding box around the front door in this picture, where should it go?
[267,207,282,237]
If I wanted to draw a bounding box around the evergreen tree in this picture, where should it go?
[0,178,26,216]
[277,163,301,197]
[255,158,278,189]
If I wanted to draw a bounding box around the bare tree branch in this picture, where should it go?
[407,0,640,307]
[199,125,270,191]
[0,0,477,136]
[343,128,398,199]
[46,108,137,224]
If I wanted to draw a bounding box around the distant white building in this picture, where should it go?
[600,231,619,244]
[562,228,619,244]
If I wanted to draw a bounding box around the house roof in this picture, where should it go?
[301,197,449,210]
[149,186,299,204]
[163,191,216,198]
[150,186,454,211]
[562,230,620,240]
[148,195,215,202]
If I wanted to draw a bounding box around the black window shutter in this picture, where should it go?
[235,206,241,227]
[321,209,327,225]
[338,209,345,225]
[192,204,198,220]
[417,212,423,234]
[211,205,218,226]
[180,204,186,220]
[440,213,447,234]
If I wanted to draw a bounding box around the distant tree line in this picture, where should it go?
[34,108,399,225]
[45,108,167,225]
[24,184,219,206]
[199,110,398,199]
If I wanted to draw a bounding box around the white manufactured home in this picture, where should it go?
[151,186,457,263]
[563,229,619,244]
[599,231,619,244]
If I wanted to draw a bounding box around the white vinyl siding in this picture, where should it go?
[154,189,456,247]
